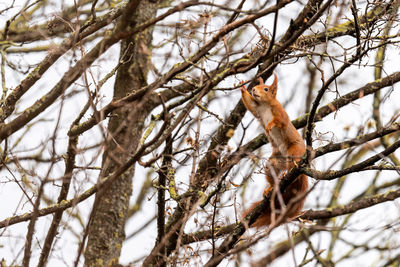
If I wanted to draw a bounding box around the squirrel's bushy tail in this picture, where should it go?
[243,174,308,227]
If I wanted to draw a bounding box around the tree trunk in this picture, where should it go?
[84,1,159,266]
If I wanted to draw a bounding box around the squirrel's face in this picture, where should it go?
[251,75,278,103]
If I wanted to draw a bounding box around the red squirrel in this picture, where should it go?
[241,74,308,227]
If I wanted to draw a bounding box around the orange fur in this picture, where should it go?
[241,75,308,227]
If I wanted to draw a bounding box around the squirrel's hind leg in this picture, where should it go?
[285,143,306,170]
[265,149,284,186]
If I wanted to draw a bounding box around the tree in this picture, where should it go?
[0,0,400,266]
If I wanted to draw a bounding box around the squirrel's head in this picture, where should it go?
[251,74,278,102]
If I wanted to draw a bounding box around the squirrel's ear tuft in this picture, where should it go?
[258,77,265,86]
[272,73,278,88]
[269,73,278,96]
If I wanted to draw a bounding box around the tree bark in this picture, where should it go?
[84,1,159,266]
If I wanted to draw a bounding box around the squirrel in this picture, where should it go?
[240,74,308,227]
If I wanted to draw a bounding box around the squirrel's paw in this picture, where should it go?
[240,80,247,92]
[292,160,299,168]
[263,187,273,196]
[265,122,274,132]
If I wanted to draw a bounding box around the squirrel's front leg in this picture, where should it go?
[266,116,287,133]
[241,82,259,118]
[265,120,276,133]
